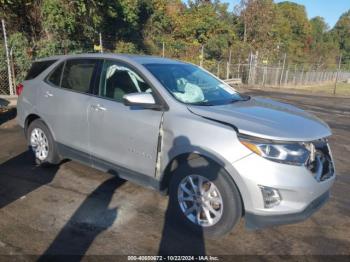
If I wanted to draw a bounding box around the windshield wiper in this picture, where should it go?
[228,95,251,104]
[189,101,215,106]
[241,94,251,101]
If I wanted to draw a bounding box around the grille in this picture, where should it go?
[306,140,334,182]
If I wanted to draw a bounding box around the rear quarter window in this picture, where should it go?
[25,60,57,80]
[46,63,64,87]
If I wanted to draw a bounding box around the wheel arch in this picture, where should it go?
[24,114,56,142]
[160,152,245,214]
[24,114,41,137]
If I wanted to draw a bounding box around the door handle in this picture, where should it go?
[91,104,107,111]
[44,91,53,98]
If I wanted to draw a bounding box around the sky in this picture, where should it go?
[227,0,350,29]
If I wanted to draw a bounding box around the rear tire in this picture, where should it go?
[27,119,60,166]
[168,157,242,238]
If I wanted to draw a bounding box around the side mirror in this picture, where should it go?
[123,92,162,110]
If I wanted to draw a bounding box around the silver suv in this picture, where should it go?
[17,54,335,237]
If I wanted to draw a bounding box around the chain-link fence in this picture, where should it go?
[1,38,350,95]
[0,56,17,96]
[218,63,350,87]
[0,60,10,95]
[1,21,14,96]
[0,27,8,95]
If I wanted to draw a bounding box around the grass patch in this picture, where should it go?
[253,82,350,96]
[297,82,350,96]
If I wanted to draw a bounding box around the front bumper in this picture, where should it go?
[245,191,330,229]
[231,147,335,229]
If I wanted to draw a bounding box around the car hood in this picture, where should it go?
[187,96,331,141]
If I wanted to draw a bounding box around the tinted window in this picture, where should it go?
[145,63,245,105]
[99,60,152,102]
[25,60,56,80]
[46,63,64,87]
[61,59,98,93]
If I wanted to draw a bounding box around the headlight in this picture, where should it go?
[239,135,310,166]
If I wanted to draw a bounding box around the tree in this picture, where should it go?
[0,0,43,48]
[333,10,350,65]
[8,32,31,82]
[309,17,339,67]
[274,2,312,64]
[0,0,348,70]
[144,0,235,62]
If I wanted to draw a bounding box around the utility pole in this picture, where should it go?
[162,42,165,57]
[248,52,253,85]
[243,12,247,43]
[252,51,258,85]
[293,64,297,85]
[279,53,287,86]
[10,48,16,89]
[226,49,232,80]
[2,19,14,95]
[284,66,289,86]
[237,58,241,79]
[333,54,342,95]
[300,65,304,85]
[262,64,267,87]
[99,32,103,53]
[200,45,204,67]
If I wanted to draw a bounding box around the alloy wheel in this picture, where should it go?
[177,174,223,227]
[30,128,49,161]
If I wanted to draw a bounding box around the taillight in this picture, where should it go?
[16,83,24,96]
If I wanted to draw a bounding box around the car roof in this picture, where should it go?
[34,53,187,65]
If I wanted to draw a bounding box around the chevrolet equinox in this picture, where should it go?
[16,54,335,237]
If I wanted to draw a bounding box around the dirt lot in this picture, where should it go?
[0,89,349,259]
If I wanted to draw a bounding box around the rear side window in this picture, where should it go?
[46,63,64,87]
[25,60,57,80]
[61,59,98,94]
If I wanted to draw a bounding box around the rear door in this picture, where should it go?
[38,59,100,159]
[88,59,163,177]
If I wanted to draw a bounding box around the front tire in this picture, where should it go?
[168,157,242,238]
[27,119,60,166]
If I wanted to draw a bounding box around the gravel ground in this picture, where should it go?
[0,89,349,259]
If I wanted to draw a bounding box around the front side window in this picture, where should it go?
[61,59,98,94]
[99,60,152,102]
[46,63,64,87]
[145,63,245,105]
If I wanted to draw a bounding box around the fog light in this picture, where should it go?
[259,186,281,208]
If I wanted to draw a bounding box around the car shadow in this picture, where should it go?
[0,150,59,209]
[158,136,223,255]
[38,176,125,259]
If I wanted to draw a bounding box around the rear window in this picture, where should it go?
[25,60,57,80]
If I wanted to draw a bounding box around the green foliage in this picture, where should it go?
[41,0,77,37]
[332,10,350,64]
[0,0,349,69]
[274,2,312,63]
[144,0,235,62]
[114,41,139,54]
[0,43,6,71]
[8,32,31,82]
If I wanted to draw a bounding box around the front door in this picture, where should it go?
[88,60,163,177]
